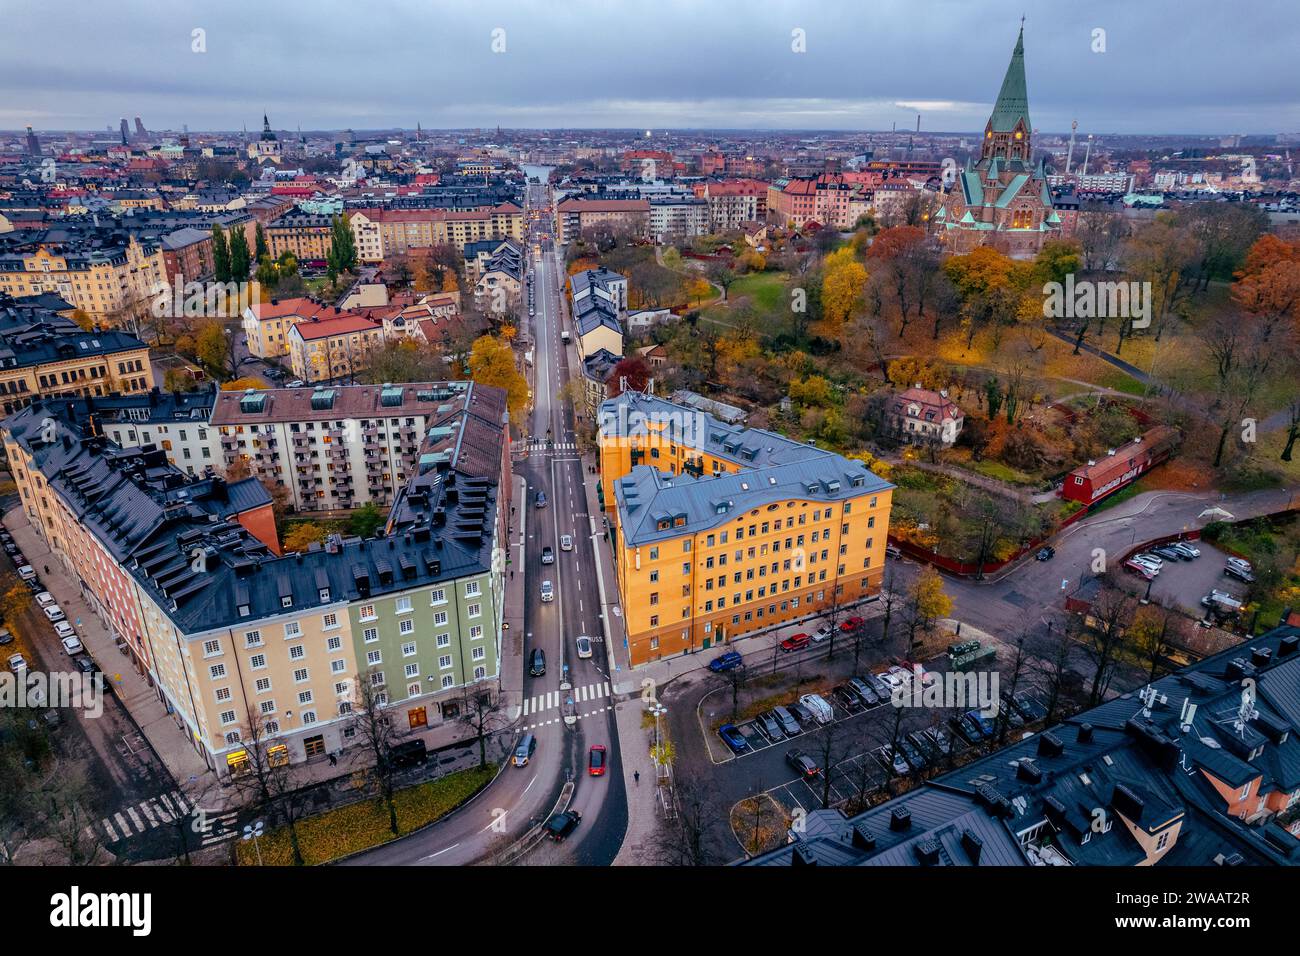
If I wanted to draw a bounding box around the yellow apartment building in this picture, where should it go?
[597,392,894,666]
[0,237,167,320]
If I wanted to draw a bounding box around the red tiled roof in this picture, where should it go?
[248,297,330,321]
[291,314,381,340]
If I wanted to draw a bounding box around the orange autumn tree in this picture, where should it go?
[816,246,868,340]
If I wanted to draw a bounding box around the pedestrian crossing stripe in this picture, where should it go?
[518,681,609,717]
[514,441,578,454]
[96,790,236,845]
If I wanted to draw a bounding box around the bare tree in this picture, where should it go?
[715,662,749,720]
[228,704,307,865]
[809,718,850,809]
[351,670,408,837]
[459,685,506,768]
[993,635,1029,747]
[1028,619,1075,726]
[1077,583,1134,707]
[650,775,719,866]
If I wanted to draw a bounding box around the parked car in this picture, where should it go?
[707,650,743,672]
[880,745,910,776]
[73,656,97,675]
[1011,693,1048,723]
[718,724,748,753]
[0,627,11,646]
[7,652,28,674]
[54,622,76,640]
[540,580,554,602]
[785,749,820,778]
[560,534,574,552]
[998,695,1025,727]
[951,713,984,744]
[833,685,862,711]
[285,380,305,388]
[862,673,891,699]
[1171,541,1201,558]
[799,693,834,725]
[1225,564,1255,583]
[885,544,903,560]
[771,706,800,736]
[1225,556,1253,572]
[546,811,581,841]
[924,726,953,757]
[757,711,785,741]
[1151,544,1186,561]
[11,552,25,566]
[17,565,36,582]
[541,545,554,565]
[779,633,810,653]
[575,635,593,659]
[1036,546,1055,561]
[811,623,833,643]
[384,739,428,771]
[788,702,814,725]
[1133,553,1164,571]
[2,542,18,555]
[35,591,56,608]
[898,736,928,770]
[1123,559,1157,581]
[848,677,879,706]
[42,604,66,623]
[839,615,866,633]
[909,730,938,760]
[966,709,996,738]
[588,744,607,776]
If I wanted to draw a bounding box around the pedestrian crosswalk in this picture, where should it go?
[515,440,578,455]
[95,790,236,847]
[516,681,610,718]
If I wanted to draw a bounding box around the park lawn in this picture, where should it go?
[969,458,1039,485]
[235,764,495,866]
[727,270,788,312]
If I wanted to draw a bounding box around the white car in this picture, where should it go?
[576,635,593,659]
[799,693,834,725]
[53,621,76,639]
[36,591,56,608]
[60,635,83,655]
[7,653,28,674]
[1133,553,1163,570]
[540,580,554,603]
[42,604,66,623]
[1225,556,1253,572]
[17,565,36,582]
[560,534,574,552]
[811,624,834,643]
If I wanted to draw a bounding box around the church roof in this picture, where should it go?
[988,27,1031,134]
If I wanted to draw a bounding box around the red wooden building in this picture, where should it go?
[1061,426,1179,506]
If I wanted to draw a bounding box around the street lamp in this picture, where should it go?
[647,702,667,780]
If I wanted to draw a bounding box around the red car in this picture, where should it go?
[588,744,606,776]
[780,633,810,653]
[840,616,866,633]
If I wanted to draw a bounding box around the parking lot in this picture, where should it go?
[1120,540,1250,620]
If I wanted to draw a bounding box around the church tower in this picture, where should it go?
[980,25,1032,166]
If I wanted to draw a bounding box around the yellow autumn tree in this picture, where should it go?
[468,335,530,423]
[817,246,867,340]
[283,522,328,553]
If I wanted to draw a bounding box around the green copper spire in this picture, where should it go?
[987,26,1030,134]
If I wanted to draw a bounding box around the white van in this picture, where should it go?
[799,693,834,725]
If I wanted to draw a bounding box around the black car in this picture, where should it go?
[1036,546,1055,561]
[528,648,546,677]
[833,685,864,711]
[788,702,814,725]
[73,655,96,675]
[897,736,927,770]
[546,810,582,841]
[924,726,953,757]
[384,739,428,771]
[785,749,820,778]
[998,695,1026,728]
[757,711,785,741]
[1151,544,1186,561]
[951,713,984,744]
[909,730,937,760]
[1011,693,1048,723]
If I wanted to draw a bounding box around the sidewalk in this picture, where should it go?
[2,507,215,793]
[611,697,662,865]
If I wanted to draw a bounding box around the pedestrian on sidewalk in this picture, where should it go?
[634,770,640,786]
[328,753,337,767]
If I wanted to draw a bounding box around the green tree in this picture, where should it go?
[348,502,386,539]
[211,225,231,283]
[254,222,269,260]
[229,227,252,280]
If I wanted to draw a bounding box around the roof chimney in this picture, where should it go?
[960,829,983,864]
[1077,723,1094,744]
[889,807,911,832]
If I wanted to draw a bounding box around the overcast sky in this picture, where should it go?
[2,0,1297,135]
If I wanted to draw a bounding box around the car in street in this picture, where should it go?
[17,565,36,582]
[575,635,593,659]
[541,545,554,565]
[707,650,743,672]
[535,490,547,508]
[885,544,903,560]
[540,580,554,602]
[545,810,582,841]
[2,541,19,556]
[839,615,866,633]
[560,534,574,551]
[799,693,834,725]
[528,648,546,677]
[779,633,810,653]
[785,749,820,778]
[588,744,606,776]
[1036,546,1055,561]
[73,655,97,675]
[42,604,66,623]
[924,726,954,757]
[757,711,785,741]
[11,551,25,566]
[811,623,834,643]
[1123,558,1157,581]
[7,652,28,674]
[771,706,801,736]
[718,724,748,753]
[35,591,56,608]
[285,380,305,388]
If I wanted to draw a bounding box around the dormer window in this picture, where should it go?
[319,587,330,602]
[238,604,251,617]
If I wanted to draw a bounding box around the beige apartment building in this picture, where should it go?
[0,236,167,320]
[287,313,385,383]
[348,204,525,264]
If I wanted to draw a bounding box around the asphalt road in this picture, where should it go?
[345,182,627,866]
